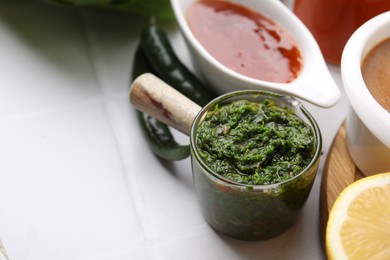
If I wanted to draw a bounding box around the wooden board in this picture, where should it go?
[319,122,365,244]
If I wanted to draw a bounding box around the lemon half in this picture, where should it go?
[326,172,390,260]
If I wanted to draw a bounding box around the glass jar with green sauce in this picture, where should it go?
[190,90,322,240]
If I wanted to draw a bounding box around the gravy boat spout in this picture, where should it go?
[170,0,341,108]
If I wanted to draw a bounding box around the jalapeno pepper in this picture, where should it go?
[140,24,217,106]
[132,45,190,161]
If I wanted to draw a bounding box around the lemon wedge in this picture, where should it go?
[326,172,390,260]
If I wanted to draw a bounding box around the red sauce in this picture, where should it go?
[294,0,390,64]
[187,0,303,83]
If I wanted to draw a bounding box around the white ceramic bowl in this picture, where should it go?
[341,11,390,176]
[170,0,340,108]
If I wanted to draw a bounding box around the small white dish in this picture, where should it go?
[341,11,390,176]
[170,0,341,107]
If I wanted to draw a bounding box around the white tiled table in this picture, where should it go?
[0,1,349,259]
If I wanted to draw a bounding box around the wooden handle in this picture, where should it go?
[129,73,202,136]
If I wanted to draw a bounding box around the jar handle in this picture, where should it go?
[129,73,202,136]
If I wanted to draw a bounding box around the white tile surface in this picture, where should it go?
[0,3,100,117]
[0,103,141,259]
[0,1,349,259]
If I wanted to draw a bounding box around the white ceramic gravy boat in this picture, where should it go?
[170,0,341,108]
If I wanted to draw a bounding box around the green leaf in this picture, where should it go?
[45,0,174,19]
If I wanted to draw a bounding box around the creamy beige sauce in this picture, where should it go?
[361,37,390,112]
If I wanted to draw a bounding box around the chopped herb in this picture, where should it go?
[196,99,315,185]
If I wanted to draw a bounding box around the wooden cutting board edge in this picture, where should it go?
[319,121,365,247]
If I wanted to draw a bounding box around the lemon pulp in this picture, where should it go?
[326,172,390,259]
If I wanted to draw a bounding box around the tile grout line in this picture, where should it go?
[75,9,155,254]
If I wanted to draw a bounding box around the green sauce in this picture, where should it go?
[196,99,315,185]
[191,94,321,240]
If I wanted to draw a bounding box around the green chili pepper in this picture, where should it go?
[132,45,190,161]
[140,24,217,106]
